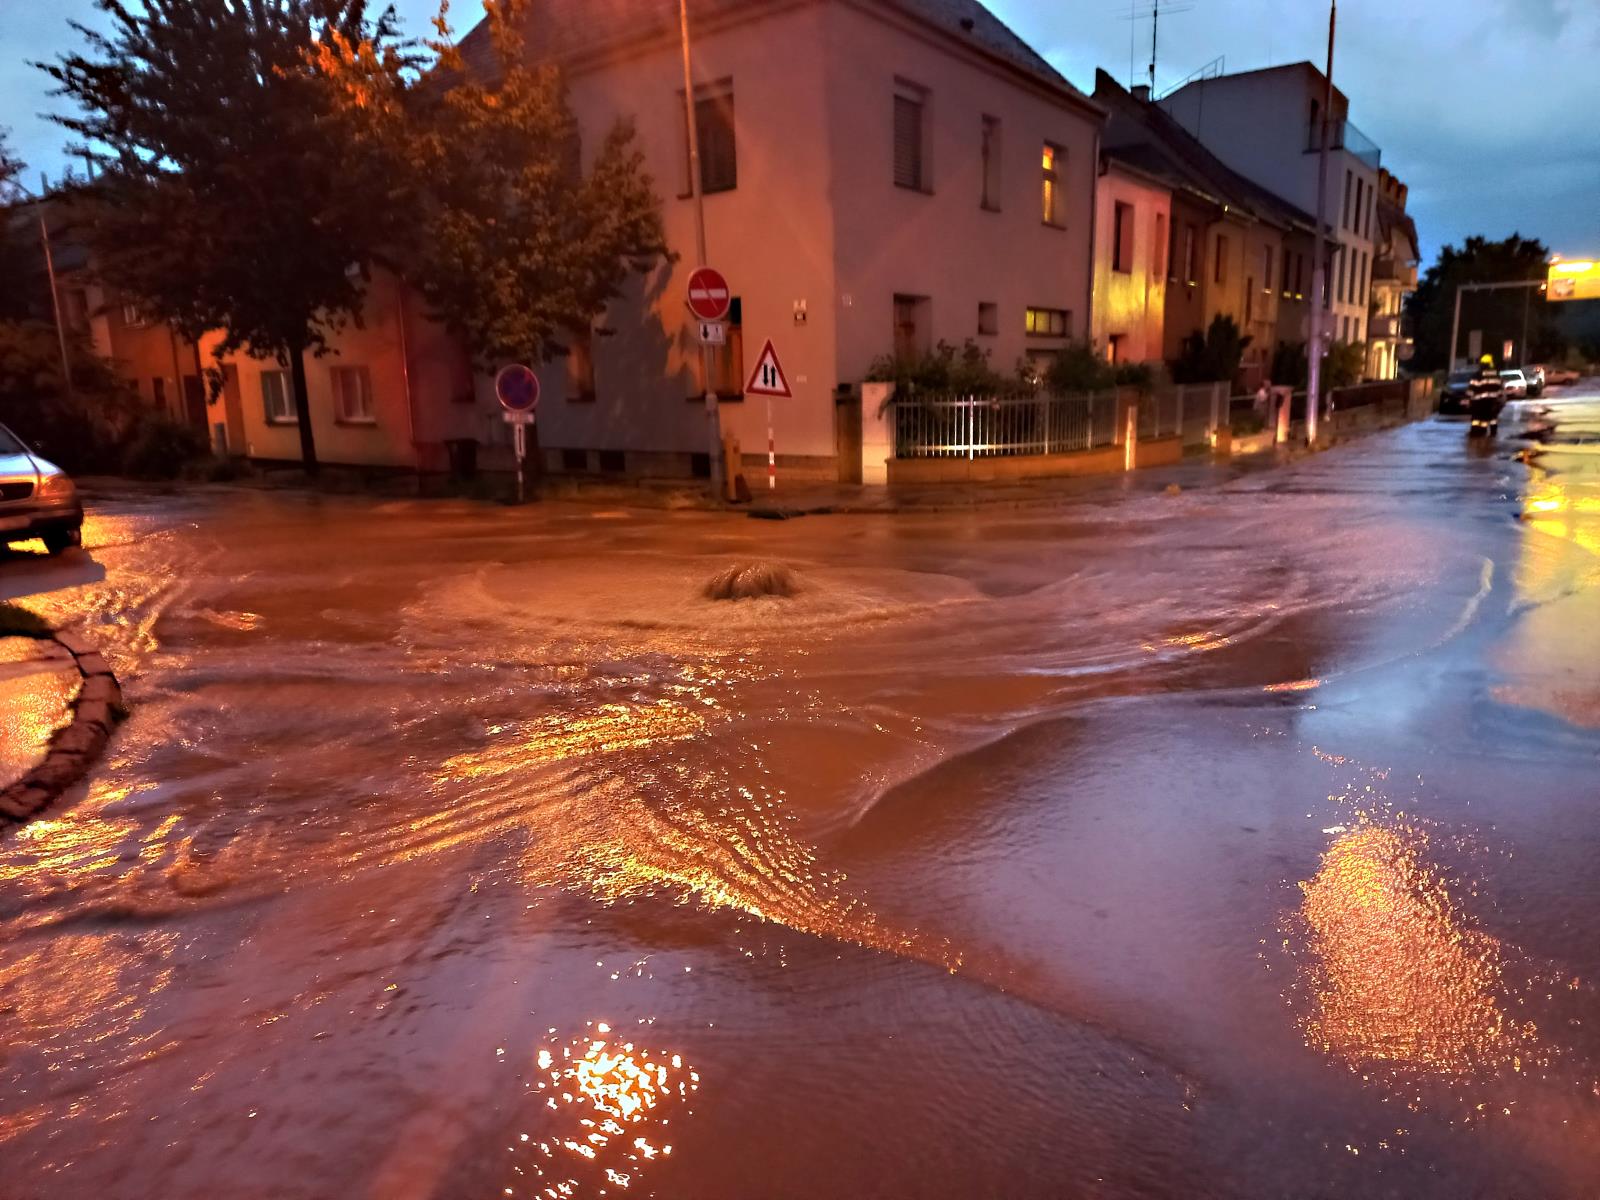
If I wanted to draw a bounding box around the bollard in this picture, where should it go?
[1124,402,1138,472]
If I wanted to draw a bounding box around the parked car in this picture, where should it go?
[0,423,83,554]
[1542,365,1581,386]
[1523,365,1546,396]
[1440,369,1477,414]
[1499,369,1530,399]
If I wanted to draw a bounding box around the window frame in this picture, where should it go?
[893,79,931,193]
[1214,233,1228,285]
[1024,306,1070,339]
[979,114,1002,212]
[977,301,999,337]
[679,78,737,198]
[261,369,297,425]
[1041,142,1065,228]
[330,364,376,425]
[566,327,597,403]
[1112,201,1135,274]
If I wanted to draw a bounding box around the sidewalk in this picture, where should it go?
[0,636,78,790]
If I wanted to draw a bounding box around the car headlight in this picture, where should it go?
[37,472,76,498]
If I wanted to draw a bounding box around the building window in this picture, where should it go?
[681,80,736,196]
[1184,223,1199,285]
[1153,212,1167,280]
[1336,246,1347,303]
[1353,177,1363,234]
[710,297,744,397]
[1112,201,1135,273]
[331,365,375,423]
[893,80,929,191]
[980,115,1001,211]
[977,301,998,336]
[1214,234,1228,284]
[1041,143,1064,227]
[122,303,146,328]
[1296,252,1307,299]
[1245,277,1255,324]
[1263,245,1275,294]
[1342,170,1353,230]
[1025,306,1070,338]
[152,377,167,410]
[261,369,296,424]
[893,294,931,361]
[1282,248,1293,295]
[567,329,596,402]
[61,288,90,332]
[1107,333,1127,364]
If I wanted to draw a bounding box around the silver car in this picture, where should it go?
[0,423,83,554]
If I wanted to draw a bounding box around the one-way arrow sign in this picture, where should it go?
[744,338,792,398]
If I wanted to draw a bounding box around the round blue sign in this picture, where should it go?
[495,363,540,413]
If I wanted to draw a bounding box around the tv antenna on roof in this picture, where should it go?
[1119,0,1197,93]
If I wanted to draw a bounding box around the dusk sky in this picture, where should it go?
[3,0,1596,266]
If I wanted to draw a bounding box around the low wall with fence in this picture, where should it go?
[862,383,1227,485]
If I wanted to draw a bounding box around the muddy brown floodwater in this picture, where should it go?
[3,389,1600,1199]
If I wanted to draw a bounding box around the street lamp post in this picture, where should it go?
[1305,0,1336,447]
[678,0,725,500]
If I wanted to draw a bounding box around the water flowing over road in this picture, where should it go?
[4,389,1600,1198]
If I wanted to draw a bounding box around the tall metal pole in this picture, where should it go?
[679,0,725,500]
[1447,283,1464,372]
[1519,285,1531,367]
[36,203,75,403]
[1306,1,1336,446]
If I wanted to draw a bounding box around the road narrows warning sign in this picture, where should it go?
[744,339,792,398]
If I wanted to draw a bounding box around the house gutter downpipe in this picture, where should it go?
[1306,1,1336,446]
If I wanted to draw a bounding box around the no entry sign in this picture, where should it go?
[495,363,540,414]
[686,266,731,322]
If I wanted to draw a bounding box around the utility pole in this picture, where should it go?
[1306,1,1336,446]
[678,0,725,501]
[32,175,75,403]
[1149,0,1159,94]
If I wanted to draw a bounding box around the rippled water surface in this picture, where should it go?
[4,390,1600,1198]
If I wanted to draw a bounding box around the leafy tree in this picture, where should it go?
[0,129,39,323]
[1322,340,1365,390]
[1405,234,1561,371]
[1171,314,1251,386]
[0,320,144,472]
[866,339,1012,393]
[1271,339,1308,390]
[39,0,418,475]
[314,1,669,369]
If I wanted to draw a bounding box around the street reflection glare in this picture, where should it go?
[505,1027,696,1197]
[1291,816,1544,1097]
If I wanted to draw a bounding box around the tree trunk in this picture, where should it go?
[288,341,319,477]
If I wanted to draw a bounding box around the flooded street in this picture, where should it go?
[4,390,1600,1199]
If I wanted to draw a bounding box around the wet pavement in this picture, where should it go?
[0,636,77,788]
[2,384,1599,1199]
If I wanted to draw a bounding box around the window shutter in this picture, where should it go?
[894,94,922,188]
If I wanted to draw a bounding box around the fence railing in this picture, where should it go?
[890,383,1225,460]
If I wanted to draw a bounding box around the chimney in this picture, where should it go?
[1131,84,1151,102]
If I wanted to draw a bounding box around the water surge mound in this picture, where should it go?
[702,562,800,601]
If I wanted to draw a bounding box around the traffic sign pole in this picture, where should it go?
[767,395,775,491]
[495,364,540,505]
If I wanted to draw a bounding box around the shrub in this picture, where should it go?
[865,339,1013,394]
[0,319,143,472]
[1172,314,1252,386]
[122,414,209,480]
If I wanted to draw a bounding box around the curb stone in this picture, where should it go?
[0,629,126,829]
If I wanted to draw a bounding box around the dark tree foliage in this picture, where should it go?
[1405,234,1562,371]
[314,0,670,370]
[39,1,418,474]
[1172,315,1252,386]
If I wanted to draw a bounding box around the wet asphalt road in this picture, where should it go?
[2,384,1599,1199]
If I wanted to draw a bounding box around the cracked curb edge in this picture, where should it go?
[0,629,126,828]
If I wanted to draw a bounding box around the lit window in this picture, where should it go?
[261,369,296,424]
[1041,143,1064,226]
[122,303,146,328]
[1025,306,1069,338]
[331,365,374,423]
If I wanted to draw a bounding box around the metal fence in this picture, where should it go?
[890,383,1226,460]
[890,389,1120,459]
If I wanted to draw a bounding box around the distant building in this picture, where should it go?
[1158,63,1382,358]
[1093,71,1323,391]
[1091,151,1170,366]
[1368,169,1419,380]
